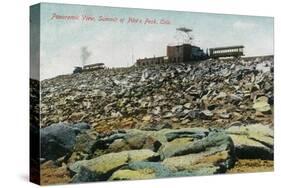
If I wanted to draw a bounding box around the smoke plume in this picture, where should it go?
[81,46,91,66]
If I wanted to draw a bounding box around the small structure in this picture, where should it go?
[136,44,207,66]
[209,45,244,59]
[167,44,207,63]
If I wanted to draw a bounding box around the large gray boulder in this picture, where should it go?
[40,123,90,160]
[226,124,273,159]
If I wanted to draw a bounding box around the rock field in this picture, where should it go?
[39,56,274,184]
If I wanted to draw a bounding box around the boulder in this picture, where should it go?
[164,128,208,142]
[110,161,195,180]
[162,150,232,175]
[183,103,192,109]
[105,129,162,153]
[124,130,162,151]
[200,110,213,120]
[253,96,271,113]
[66,152,89,165]
[41,123,89,160]
[69,149,160,182]
[226,124,273,159]
[161,131,236,174]
[73,133,96,154]
[124,131,147,149]
[71,122,91,131]
[109,169,155,180]
[158,137,194,160]
[171,105,183,113]
[159,131,233,158]
[110,161,171,180]
[108,139,131,153]
[142,115,152,121]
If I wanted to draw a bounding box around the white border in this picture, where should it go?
[0,0,279,188]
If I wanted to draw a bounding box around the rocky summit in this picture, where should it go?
[41,56,273,130]
[39,56,274,184]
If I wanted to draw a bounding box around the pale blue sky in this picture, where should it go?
[38,3,274,80]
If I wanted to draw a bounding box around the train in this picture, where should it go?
[209,45,244,59]
[73,63,105,74]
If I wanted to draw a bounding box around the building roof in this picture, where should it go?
[167,43,192,48]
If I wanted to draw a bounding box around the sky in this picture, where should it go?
[35,3,274,80]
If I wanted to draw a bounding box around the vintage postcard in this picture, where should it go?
[30,3,274,185]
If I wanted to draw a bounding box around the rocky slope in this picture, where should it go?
[39,56,274,184]
[41,56,273,131]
